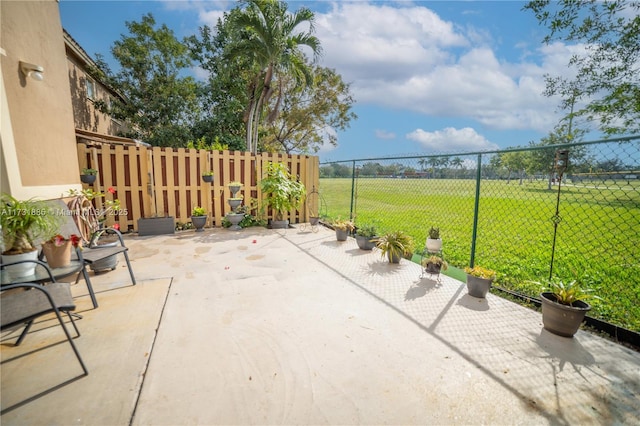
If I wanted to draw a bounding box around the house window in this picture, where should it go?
[86,78,96,100]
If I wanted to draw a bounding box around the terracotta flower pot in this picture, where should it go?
[42,240,72,268]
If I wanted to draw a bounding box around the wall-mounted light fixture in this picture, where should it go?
[19,61,44,81]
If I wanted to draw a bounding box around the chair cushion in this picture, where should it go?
[1,283,76,329]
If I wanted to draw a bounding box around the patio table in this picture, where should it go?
[1,260,83,286]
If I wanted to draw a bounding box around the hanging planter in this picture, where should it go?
[80,167,98,184]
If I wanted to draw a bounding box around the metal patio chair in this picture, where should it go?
[1,280,88,375]
[45,198,137,309]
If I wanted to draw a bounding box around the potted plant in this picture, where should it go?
[425,226,442,252]
[41,233,82,268]
[67,187,126,271]
[191,206,207,232]
[538,278,601,337]
[422,255,448,274]
[464,265,496,298]
[228,181,243,197]
[202,171,214,183]
[375,231,414,264]
[259,162,306,229]
[0,194,60,277]
[228,195,243,212]
[332,218,355,241]
[355,224,377,250]
[80,167,98,184]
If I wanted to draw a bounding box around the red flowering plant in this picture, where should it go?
[45,233,82,249]
[67,187,125,243]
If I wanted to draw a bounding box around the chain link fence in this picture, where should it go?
[318,136,640,332]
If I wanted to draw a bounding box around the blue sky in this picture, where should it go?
[59,0,592,162]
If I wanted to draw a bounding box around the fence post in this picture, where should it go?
[349,161,356,221]
[469,153,483,268]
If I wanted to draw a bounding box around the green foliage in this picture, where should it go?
[202,171,214,177]
[95,13,199,146]
[262,66,357,154]
[227,0,322,153]
[355,224,377,238]
[524,0,640,135]
[537,277,602,306]
[428,226,440,239]
[332,218,355,232]
[318,170,640,331]
[464,266,496,280]
[423,255,448,271]
[0,194,60,254]
[221,211,266,229]
[375,231,414,261]
[259,162,306,220]
[187,136,229,152]
[186,11,250,152]
[81,168,98,175]
[191,206,206,216]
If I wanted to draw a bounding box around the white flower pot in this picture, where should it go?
[426,238,442,252]
[1,250,39,278]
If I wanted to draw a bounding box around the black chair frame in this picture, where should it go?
[1,281,88,375]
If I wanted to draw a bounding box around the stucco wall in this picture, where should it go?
[66,50,124,136]
[0,0,81,198]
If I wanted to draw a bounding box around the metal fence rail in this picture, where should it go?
[319,136,640,332]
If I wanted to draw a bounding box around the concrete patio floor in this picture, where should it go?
[1,225,639,425]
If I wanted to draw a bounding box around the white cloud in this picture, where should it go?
[406,127,499,152]
[199,9,226,28]
[375,129,396,140]
[314,2,580,133]
[192,66,210,80]
[187,1,581,135]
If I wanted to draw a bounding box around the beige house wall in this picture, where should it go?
[65,34,126,136]
[0,0,81,199]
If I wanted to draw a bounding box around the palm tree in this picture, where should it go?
[427,157,439,179]
[451,157,463,178]
[230,0,322,154]
[439,156,450,178]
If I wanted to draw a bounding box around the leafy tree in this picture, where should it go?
[261,66,357,154]
[488,155,504,179]
[229,0,322,154]
[93,14,199,147]
[500,151,528,184]
[526,123,588,189]
[186,12,249,151]
[320,163,351,178]
[525,1,640,135]
[359,162,384,177]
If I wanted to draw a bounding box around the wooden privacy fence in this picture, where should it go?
[77,143,320,232]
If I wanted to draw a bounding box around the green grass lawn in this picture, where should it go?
[318,177,640,332]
